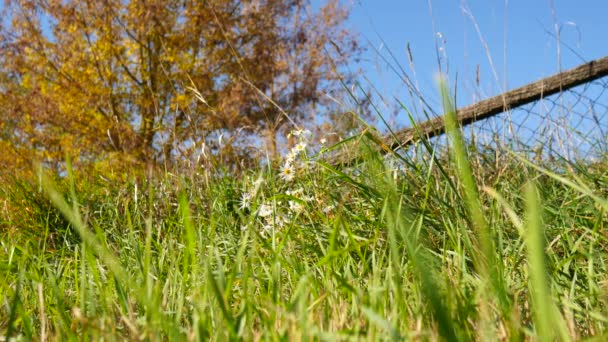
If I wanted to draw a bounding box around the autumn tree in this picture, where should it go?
[0,0,360,174]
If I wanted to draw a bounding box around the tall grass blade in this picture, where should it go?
[523,182,571,341]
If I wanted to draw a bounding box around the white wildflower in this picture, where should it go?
[258,203,273,217]
[286,188,303,197]
[260,224,272,237]
[289,200,304,213]
[290,128,303,137]
[320,138,327,145]
[293,141,307,154]
[302,194,314,202]
[239,191,253,210]
[287,188,313,202]
[280,162,296,182]
[285,150,297,164]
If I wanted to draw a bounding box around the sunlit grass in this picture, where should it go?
[2,96,608,340]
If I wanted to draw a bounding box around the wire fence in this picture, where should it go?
[430,77,608,162]
[330,56,608,166]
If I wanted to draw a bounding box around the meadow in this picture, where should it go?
[2,90,608,341]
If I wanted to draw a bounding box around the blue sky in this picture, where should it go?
[338,0,608,118]
[4,1,606,124]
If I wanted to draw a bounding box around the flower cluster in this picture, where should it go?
[237,128,342,239]
[256,201,281,237]
[280,129,311,182]
[239,176,264,211]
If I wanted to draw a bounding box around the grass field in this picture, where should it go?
[2,97,608,341]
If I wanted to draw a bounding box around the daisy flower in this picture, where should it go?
[258,203,273,217]
[239,191,253,210]
[285,150,297,164]
[290,129,303,137]
[293,141,307,154]
[280,162,296,182]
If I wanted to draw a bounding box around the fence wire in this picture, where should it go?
[407,77,608,163]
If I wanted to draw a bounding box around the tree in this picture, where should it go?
[0,0,360,173]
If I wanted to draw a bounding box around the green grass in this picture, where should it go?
[2,115,608,340]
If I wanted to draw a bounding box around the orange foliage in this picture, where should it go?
[0,0,360,177]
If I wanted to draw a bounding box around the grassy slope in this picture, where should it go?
[1,130,608,341]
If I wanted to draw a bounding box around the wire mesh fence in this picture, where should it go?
[428,76,608,162]
[330,56,608,166]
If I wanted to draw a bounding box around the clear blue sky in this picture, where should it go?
[336,0,608,119]
[5,1,606,121]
